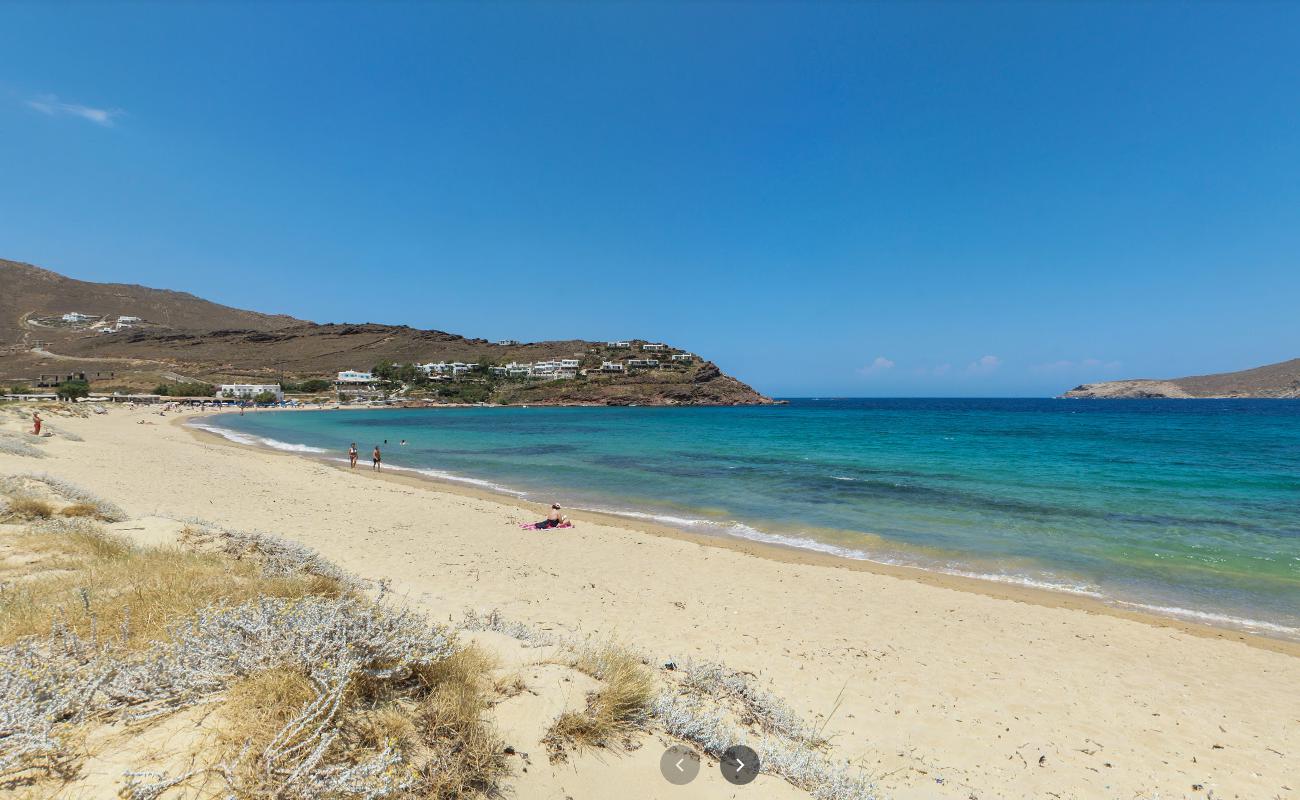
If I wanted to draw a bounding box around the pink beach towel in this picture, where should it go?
[520,521,573,531]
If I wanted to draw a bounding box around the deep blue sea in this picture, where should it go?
[199,399,1300,638]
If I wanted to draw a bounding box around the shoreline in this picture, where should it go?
[8,401,1298,797]
[182,409,1300,657]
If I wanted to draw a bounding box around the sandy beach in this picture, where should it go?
[2,404,1297,800]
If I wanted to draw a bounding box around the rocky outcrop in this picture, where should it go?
[1060,359,1300,399]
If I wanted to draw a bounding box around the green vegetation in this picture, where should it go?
[9,383,30,394]
[154,381,216,397]
[252,391,279,404]
[283,378,332,393]
[434,381,493,404]
[54,379,90,401]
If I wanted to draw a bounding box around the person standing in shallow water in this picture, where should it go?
[348,442,358,469]
[372,445,382,471]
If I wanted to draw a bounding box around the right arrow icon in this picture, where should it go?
[720,744,760,786]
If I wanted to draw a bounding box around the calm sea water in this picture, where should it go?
[200,399,1300,638]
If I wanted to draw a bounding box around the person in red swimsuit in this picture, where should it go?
[32,411,42,436]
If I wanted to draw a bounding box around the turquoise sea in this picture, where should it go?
[198,399,1300,639]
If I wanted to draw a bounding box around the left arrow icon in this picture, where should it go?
[660,745,700,784]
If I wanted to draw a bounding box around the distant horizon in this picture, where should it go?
[3,2,1298,396]
[7,254,1296,400]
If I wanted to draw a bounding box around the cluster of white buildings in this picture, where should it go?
[331,345,696,388]
[489,359,581,380]
[417,361,479,377]
[605,341,672,352]
[217,383,284,402]
[59,312,144,335]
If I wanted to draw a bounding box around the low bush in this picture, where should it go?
[2,496,54,521]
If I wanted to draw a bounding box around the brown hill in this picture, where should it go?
[0,259,770,405]
[1061,358,1300,399]
[0,258,303,345]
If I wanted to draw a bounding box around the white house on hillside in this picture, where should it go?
[641,343,667,351]
[671,353,694,362]
[336,370,374,384]
[627,358,660,368]
[601,361,625,372]
[61,312,94,323]
[495,339,520,346]
[607,341,631,348]
[218,384,284,402]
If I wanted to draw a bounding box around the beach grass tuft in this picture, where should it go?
[464,609,877,799]
[545,641,656,761]
[57,502,102,518]
[1,496,55,521]
[15,473,126,522]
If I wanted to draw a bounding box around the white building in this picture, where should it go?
[671,353,694,362]
[641,343,667,351]
[559,359,580,369]
[495,339,520,346]
[117,315,142,323]
[416,362,476,376]
[627,358,660,368]
[61,312,94,323]
[336,370,374,384]
[607,341,631,348]
[601,361,626,372]
[218,384,284,402]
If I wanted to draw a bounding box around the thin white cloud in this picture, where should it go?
[857,356,895,376]
[967,354,1001,374]
[26,94,123,127]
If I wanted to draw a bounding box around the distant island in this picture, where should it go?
[0,258,771,406]
[1061,358,1300,399]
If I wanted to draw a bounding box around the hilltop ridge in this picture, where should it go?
[1061,358,1300,399]
[0,258,771,405]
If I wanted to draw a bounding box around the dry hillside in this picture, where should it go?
[0,259,770,405]
[1061,358,1300,399]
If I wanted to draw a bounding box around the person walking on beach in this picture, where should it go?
[32,411,42,436]
[372,445,382,471]
[348,442,358,469]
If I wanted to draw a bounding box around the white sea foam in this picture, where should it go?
[189,421,328,453]
[1113,601,1300,638]
[189,419,1299,641]
[591,507,1298,638]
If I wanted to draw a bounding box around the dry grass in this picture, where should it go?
[0,529,345,650]
[217,644,508,799]
[2,497,54,521]
[57,503,102,519]
[0,482,508,799]
[545,642,655,761]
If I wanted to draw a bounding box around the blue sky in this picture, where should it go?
[2,2,1298,397]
